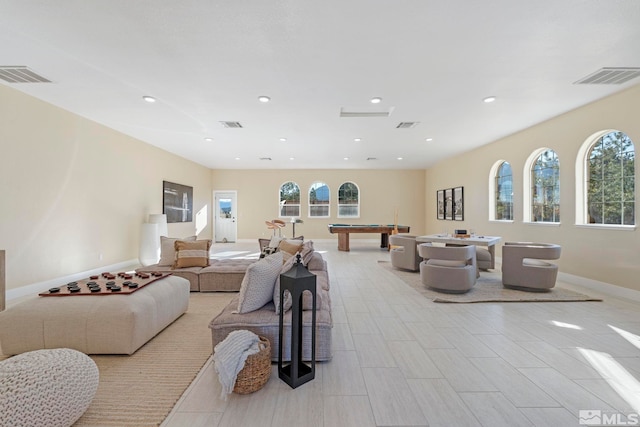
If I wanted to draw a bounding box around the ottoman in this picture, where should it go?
[0,275,190,356]
[0,348,99,427]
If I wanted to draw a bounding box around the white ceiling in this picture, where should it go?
[1,1,639,170]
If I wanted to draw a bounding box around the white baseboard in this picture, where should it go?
[6,259,139,302]
[557,272,640,303]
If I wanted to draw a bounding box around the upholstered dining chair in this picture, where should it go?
[501,242,561,291]
[418,244,477,293]
[389,234,421,271]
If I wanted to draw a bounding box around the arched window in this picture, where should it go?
[579,130,635,225]
[527,149,560,222]
[494,161,513,220]
[338,182,359,218]
[309,182,330,218]
[279,181,300,217]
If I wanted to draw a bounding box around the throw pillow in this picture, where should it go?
[273,254,296,314]
[278,239,304,262]
[299,240,315,265]
[158,235,197,266]
[259,245,279,259]
[236,252,283,314]
[173,240,211,268]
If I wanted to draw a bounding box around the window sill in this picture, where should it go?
[524,221,561,227]
[574,224,636,231]
[489,220,514,224]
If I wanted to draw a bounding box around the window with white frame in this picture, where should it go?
[308,181,330,218]
[279,181,301,217]
[495,161,513,220]
[530,149,560,222]
[338,182,359,218]
[583,131,635,225]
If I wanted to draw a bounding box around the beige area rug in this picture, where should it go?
[74,292,235,427]
[378,261,602,303]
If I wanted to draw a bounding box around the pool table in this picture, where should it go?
[327,224,411,251]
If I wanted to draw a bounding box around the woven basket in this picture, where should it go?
[233,336,271,394]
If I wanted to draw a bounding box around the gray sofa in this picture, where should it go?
[209,251,332,362]
[136,258,256,292]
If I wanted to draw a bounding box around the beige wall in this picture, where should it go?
[211,169,426,241]
[424,84,640,292]
[0,84,213,290]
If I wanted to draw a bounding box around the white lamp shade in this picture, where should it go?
[139,223,160,266]
[148,214,168,237]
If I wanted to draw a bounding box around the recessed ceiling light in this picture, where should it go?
[483,96,496,103]
[289,157,295,160]
[204,137,213,142]
[142,96,156,103]
[344,157,349,161]
[370,97,382,104]
[425,138,433,142]
[258,96,271,103]
[397,157,403,160]
[234,157,240,160]
[354,138,361,142]
[280,138,287,142]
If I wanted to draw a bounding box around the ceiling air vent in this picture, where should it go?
[219,121,243,128]
[574,67,640,85]
[339,107,394,118]
[366,157,377,161]
[259,157,272,161]
[396,122,419,129]
[0,66,51,83]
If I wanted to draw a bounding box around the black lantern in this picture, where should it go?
[278,254,317,389]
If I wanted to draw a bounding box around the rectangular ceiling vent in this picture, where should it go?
[219,121,243,128]
[259,157,272,161]
[396,122,419,129]
[0,66,51,83]
[574,67,640,85]
[339,107,394,118]
[366,157,377,161]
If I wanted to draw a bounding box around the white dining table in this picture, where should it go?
[415,234,502,269]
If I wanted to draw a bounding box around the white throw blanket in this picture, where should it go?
[213,330,261,399]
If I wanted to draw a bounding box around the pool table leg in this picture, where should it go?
[338,233,350,251]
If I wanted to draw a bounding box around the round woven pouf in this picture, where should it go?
[0,348,99,427]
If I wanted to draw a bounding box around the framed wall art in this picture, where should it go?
[444,188,453,220]
[437,190,445,220]
[163,181,193,223]
[453,186,464,221]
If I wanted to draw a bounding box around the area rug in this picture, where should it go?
[378,261,602,303]
[74,292,235,426]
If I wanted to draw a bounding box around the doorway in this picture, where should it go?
[214,191,237,243]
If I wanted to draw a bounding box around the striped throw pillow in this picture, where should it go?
[172,240,211,268]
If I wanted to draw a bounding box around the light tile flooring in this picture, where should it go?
[162,239,640,427]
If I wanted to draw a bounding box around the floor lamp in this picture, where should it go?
[139,223,160,266]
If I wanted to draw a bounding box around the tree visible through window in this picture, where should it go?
[531,149,560,222]
[587,131,635,225]
[279,181,300,217]
[495,162,513,220]
[338,182,359,218]
[309,182,330,217]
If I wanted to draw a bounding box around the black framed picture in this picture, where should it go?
[444,189,453,220]
[453,186,464,221]
[163,181,193,223]
[437,190,445,220]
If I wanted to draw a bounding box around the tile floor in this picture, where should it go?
[162,239,640,427]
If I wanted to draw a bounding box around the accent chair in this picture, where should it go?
[501,242,561,291]
[418,244,477,293]
[389,234,421,271]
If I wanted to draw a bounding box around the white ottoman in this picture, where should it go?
[0,348,99,427]
[0,275,190,356]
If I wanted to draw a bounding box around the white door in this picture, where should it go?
[214,191,237,243]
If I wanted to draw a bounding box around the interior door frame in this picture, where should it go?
[214,190,238,243]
